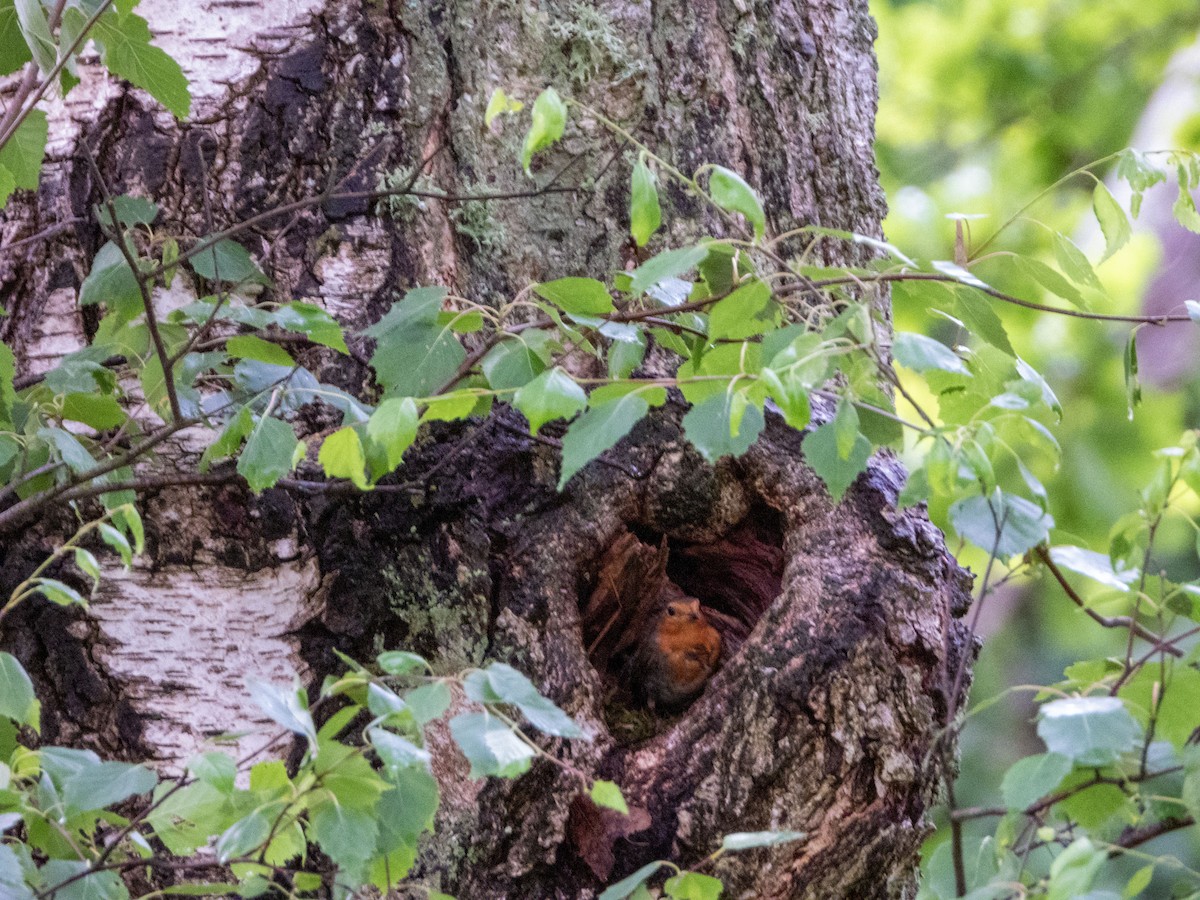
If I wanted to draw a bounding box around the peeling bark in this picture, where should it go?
[0,0,971,896]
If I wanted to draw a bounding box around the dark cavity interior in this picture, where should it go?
[579,504,784,718]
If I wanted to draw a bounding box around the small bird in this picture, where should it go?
[634,598,722,711]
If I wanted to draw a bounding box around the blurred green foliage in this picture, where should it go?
[876,0,1200,890]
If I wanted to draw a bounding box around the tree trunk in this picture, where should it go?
[0,0,973,896]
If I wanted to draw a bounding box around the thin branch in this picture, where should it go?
[0,218,84,255]
[139,157,590,283]
[168,134,225,366]
[1113,815,1195,851]
[1033,546,1180,656]
[797,272,1193,325]
[951,765,1184,823]
[0,417,198,535]
[81,147,183,421]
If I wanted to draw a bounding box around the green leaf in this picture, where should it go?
[1124,865,1154,899]
[34,578,87,608]
[188,239,267,285]
[468,662,587,738]
[0,162,14,208]
[273,301,348,353]
[893,332,969,375]
[440,308,485,333]
[1134,670,1200,752]
[365,397,419,480]
[37,861,128,900]
[201,406,254,470]
[60,393,126,430]
[1000,752,1072,810]
[1012,257,1087,308]
[682,392,765,462]
[13,0,52,73]
[187,752,237,794]
[319,426,370,490]
[590,780,628,814]
[363,287,447,337]
[1047,837,1103,900]
[663,872,723,900]
[371,322,465,399]
[237,416,300,494]
[802,413,872,502]
[0,652,39,730]
[1037,696,1141,767]
[377,765,439,844]
[720,830,806,851]
[482,339,546,390]
[62,760,156,814]
[1047,546,1136,591]
[558,388,659,489]
[948,489,1053,557]
[708,165,765,240]
[599,862,668,900]
[98,522,133,566]
[608,329,647,379]
[94,194,159,229]
[366,682,407,719]
[74,548,101,583]
[0,843,32,900]
[79,241,142,317]
[1093,182,1131,262]
[39,426,96,474]
[215,805,277,863]
[521,87,567,172]
[1116,149,1166,195]
[951,290,1015,357]
[377,650,430,676]
[708,279,777,340]
[1174,181,1200,233]
[0,108,46,190]
[225,335,295,368]
[245,677,317,747]
[0,2,32,77]
[92,9,191,118]
[533,277,615,315]
[420,389,480,423]
[310,801,379,870]
[448,711,535,778]
[630,157,662,247]
[1123,330,1140,418]
[630,245,710,296]
[1052,233,1102,290]
[484,87,523,126]
[405,682,451,725]
[369,728,431,772]
[514,367,587,434]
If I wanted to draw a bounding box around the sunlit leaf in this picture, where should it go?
[521,87,567,173]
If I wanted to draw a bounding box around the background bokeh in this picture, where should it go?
[872,0,1200,885]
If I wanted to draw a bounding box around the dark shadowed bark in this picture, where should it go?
[0,0,972,896]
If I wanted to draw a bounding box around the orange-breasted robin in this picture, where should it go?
[633,598,721,711]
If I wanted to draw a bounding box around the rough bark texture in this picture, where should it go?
[0,0,973,896]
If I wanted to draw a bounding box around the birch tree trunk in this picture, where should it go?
[0,0,973,896]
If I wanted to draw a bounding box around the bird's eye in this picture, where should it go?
[666,606,676,616]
